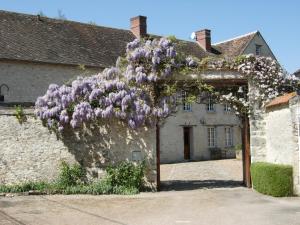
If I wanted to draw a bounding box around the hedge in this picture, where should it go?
[251,162,293,197]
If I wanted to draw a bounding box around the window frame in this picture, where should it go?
[255,44,262,56]
[208,127,216,148]
[182,90,192,112]
[225,127,233,147]
[206,97,215,112]
[224,103,231,113]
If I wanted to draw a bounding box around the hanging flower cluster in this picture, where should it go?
[35,37,299,131]
[194,55,299,114]
[35,38,186,131]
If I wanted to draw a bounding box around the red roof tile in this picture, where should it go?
[266,92,297,108]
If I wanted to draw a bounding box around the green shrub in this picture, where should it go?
[0,161,145,195]
[112,186,139,195]
[106,161,145,191]
[57,161,86,187]
[251,162,293,197]
[0,181,50,193]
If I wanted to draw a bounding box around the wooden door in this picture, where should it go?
[184,127,191,160]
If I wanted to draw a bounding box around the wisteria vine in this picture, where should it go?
[35,37,299,131]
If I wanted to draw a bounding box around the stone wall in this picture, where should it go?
[0,61,100,103]
[0,107,156,187]
[250,95,300,194]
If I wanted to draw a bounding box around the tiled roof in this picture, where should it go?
[0,10,136,68]
[213,31,257,58]
[294,69,300,76]
[266,92,297,109]
[0,10,258,68]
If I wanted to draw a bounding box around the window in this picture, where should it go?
[182,90,192,111]
[255,44,262,56]
[224,103,231,113]
[225,127,233,147]
[208,127,216,147]
[206,97,215,112]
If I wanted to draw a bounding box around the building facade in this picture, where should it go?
[0,10,277,184]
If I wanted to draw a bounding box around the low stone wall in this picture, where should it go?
[0,107,156,187]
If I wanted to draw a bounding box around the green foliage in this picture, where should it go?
[78,64,86,71]
[251,162,293,197]
[106,161,145,191]
[235,144,242,151]
[0,181,50,193]
[15,105,27,124]
[166,35,178,43]
[0,161,145,195]
[57,161,86,188]
[234,55,248,65]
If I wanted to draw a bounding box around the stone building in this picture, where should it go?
[294,69,300,78]
[160,31,276,163]
[0,10,276,184]
[250,92,300,194]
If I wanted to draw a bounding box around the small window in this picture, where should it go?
[182,91,192,111]
[225,127,233,147]
[255,44,262,56]
[206,97,215,112]
[208,127,216,147]
[224,103,231,113]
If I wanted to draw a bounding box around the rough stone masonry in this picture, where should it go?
[0,107,157,187]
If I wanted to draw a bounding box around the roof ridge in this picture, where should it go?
[0,9,132,33]
[213,31,258,45]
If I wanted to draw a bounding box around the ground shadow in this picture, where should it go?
[160,179,243,191]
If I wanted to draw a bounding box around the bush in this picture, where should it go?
[0,161,146,195]
[57,161,86,188]
[0,181,50,193]
[251,162,293,197]
[106,161,145,191]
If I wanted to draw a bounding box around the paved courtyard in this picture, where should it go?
[1,188,300,225]
[1,159,300,225]
[160,159,243,190]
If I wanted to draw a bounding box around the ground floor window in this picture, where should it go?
[225,127,233,147]
[208,127,216,147]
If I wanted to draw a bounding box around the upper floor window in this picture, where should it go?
[206,97,215,112]
[225,127,233,147]
[255,44,262,56]
[182,91,192,111]
[224,103,231,113]
[208,127,216,147]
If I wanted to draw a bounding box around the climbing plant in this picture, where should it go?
[35,37,299,131]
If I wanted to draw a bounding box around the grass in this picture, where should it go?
[251,162,293,197]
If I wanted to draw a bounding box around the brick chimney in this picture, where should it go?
[195,29,211,52]
[130,16,147,39]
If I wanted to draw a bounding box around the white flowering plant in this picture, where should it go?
[35,37,299,131]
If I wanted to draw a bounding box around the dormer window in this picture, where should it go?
[255,44,262,55]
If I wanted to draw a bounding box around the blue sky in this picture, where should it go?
[1,0,299,73]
